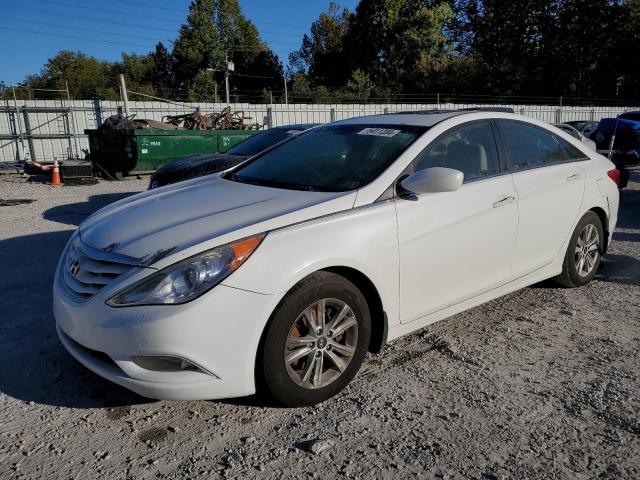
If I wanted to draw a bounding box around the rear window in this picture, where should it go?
[556,136,589,161]
[498,121,563,170]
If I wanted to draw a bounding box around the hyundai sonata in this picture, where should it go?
[54,111,620,406]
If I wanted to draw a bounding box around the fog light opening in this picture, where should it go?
[133,355,207,374]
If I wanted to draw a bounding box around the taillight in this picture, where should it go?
[607,168,620,186]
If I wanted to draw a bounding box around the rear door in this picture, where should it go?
[396,120,518,323]
[495,120,586,277]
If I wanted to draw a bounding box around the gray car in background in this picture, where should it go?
[553,123,597,151]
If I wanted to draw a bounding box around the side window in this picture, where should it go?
[556,136,589,162]
[498,121,563,170]
[412,121,500,182]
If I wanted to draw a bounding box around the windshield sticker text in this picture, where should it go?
[357,128,400,137]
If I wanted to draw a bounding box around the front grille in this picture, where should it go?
[61,237,136,301]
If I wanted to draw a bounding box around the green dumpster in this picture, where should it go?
[85,128,256,177]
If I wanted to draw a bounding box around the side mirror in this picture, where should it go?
[400,167,464,195]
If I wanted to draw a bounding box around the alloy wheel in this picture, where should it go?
[284,298,358,389]
[575,223,600,277]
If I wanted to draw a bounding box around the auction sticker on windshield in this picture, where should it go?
[357,127,400,137]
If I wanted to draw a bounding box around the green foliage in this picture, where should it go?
[291,72,312,102]
[345,69,375,101]
[21,51,118,99]
[313,85,333,104]
[187,70,220,102]
[173,0,282,100]
[289,2,351,88]
[291,0,640,102]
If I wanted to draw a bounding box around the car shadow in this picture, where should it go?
[0,229,149,408]
[596,254,640,287]
[42,192,140,226]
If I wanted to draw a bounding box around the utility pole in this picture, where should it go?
[206,68,219,104]
[118,74,130,116]
[65,80,80,159]
[224,52,231,106]
[12,86,26,161]
[283,73,288,105]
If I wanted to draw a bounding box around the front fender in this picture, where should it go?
[222,201,401,327]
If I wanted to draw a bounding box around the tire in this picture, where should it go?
[259,271,371,407]
[554,211,604,288]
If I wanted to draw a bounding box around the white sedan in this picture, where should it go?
[54,111,620,406]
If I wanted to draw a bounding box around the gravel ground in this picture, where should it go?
[0,171,639,479]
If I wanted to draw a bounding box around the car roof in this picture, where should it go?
[275,123,320,130]
[334,109,517,128]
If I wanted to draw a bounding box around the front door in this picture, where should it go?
[396,120,518,323]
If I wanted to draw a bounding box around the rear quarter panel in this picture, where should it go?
[576,152,619,244]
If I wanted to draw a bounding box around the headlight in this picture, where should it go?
[106,234,265,306]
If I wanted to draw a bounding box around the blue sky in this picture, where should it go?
[0,0,359,85]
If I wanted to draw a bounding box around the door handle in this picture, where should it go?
[567,173,582,182]
[493,196,515,208]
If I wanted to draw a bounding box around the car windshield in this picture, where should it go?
[227,124,426,192]
[226,128,304,156]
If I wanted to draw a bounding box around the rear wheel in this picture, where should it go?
[259,272,371,407]
[554,211,604,287]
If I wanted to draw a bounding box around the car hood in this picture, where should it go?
[79,175,355,263]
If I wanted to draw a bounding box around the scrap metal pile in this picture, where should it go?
[99,107,260,131]
[99,114,178,130]
[163,106,259,130]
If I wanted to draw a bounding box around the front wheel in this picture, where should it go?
[259,272,371,407]
[554,211,604,287]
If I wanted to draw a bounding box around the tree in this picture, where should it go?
[187,70,220,102]
[345,69,374,101]
[116,52,157,97]
[172,0,281,102]
[151,42,175,98]
[289,2,351,88]
[24,51,117,99]
[290,72,312,102]
[610,0,640,99]
[456,0,566,96]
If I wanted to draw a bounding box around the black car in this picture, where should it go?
[148,124,319,189]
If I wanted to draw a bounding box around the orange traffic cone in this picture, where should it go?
[51,158,62,186]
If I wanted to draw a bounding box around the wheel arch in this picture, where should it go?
[255,266,388,375]
[320,266,388,354]
[588,206,609,253]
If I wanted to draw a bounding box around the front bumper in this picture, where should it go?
[54,272,280,400]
